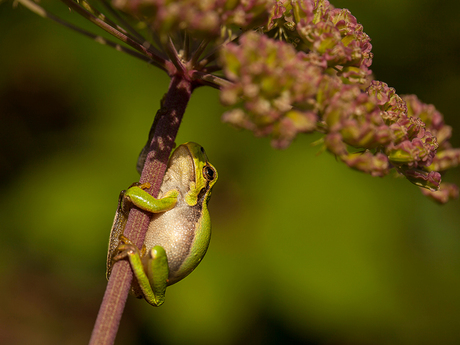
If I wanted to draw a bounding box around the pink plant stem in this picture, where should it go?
[89,75,193,345]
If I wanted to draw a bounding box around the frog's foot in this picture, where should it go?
[113,235,148,262]
[113,236,167,307]
[113,235,139,261]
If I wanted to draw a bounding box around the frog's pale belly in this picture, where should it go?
[144,205,202,281]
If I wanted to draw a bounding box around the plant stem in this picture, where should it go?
[16,0,162,68]
[60,0,167,69]
[89,75,193,345]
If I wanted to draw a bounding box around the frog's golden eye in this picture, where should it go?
[203,165,216,181]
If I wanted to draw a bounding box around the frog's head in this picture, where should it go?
[162,142,218,206]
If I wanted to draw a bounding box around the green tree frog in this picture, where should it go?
[106,142,218,306]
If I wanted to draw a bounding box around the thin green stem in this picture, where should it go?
[163,36,186,75]
[196,50,219,70]
[197,34,241,69]
[60,0,167,69]
[203,65,224,74]
[99,0,166,59]
[16,0,156,66]
[182,31,190,62]
[189,38,211,68]
[101,1,145,43]
[191,71,231,89]
[81,0,130,36]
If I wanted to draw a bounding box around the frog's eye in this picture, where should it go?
[203,165,216,182]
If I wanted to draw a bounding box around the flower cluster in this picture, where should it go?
[403,94,460,172]
[403,95,460,203]
[112,0,270,38]
[265,0,372,83]
[221,32,321,148]
[368,82,441,187]
[219,0,459,202]
[28,0,457,202]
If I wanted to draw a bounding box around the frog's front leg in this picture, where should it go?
[106,183,179,280]
[114,236,169,307]
[124,184,179,213]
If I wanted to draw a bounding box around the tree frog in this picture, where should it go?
[106,142,218,306]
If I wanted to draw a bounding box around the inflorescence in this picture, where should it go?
[18,0,460,202]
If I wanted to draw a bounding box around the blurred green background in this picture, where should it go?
[1,1,459,344]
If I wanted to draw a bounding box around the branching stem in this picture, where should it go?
[60,0,167,69]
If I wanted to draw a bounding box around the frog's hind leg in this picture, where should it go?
[114,236,169,307]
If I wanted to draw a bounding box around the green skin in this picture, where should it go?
[106,142,218,307]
